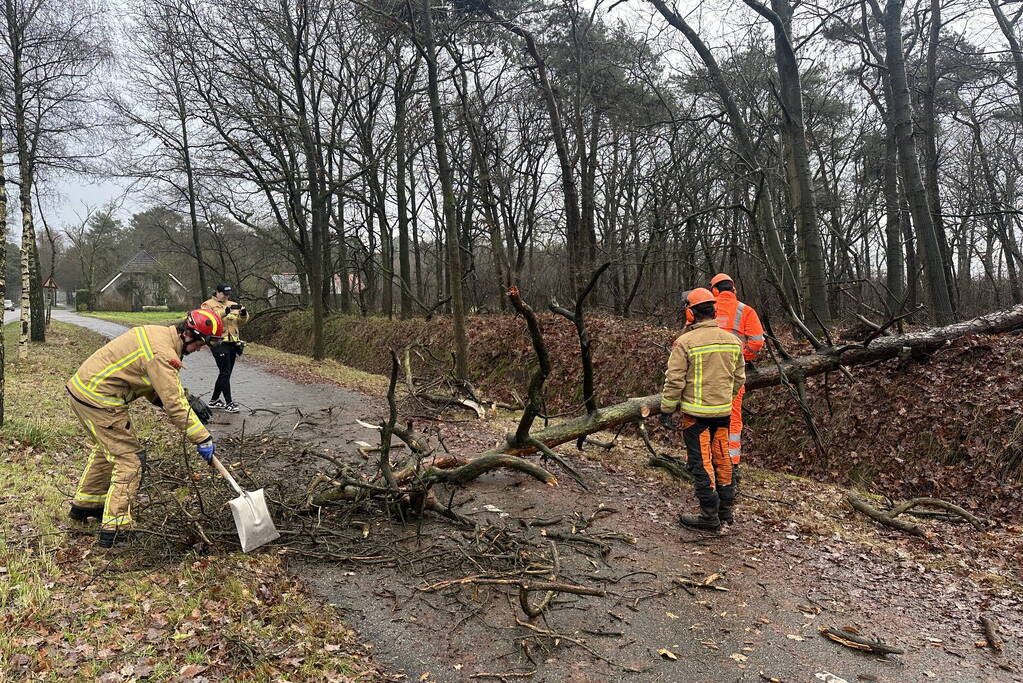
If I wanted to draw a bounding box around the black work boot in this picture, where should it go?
[679,502,721,531]
[97,529,136,549]
[69,504,104,523]
[718,503,734,525]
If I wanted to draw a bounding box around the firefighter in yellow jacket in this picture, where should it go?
[659,289,745,531]
[66,309,224,548]
[201,283,249,413]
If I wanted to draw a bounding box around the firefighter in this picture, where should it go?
[67,309,224,548]
[201,284,249,414]
[658,288,745,531]
[709,273,764,468]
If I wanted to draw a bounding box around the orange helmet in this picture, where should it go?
[680,288,716,324]
[686,288,716,307]
[710,273,733,289]
[185,309,224,344]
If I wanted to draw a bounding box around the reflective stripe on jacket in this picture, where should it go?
[67,325,210,444]
[714,291,764,361]
[202,297,248,343]
[661,320,745,417]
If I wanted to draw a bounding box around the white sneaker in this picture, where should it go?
[224,402,240,414]
[208,399,225,409]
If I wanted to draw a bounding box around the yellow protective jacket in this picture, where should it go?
[201,297,248,343]
[660,320,746,418]
[67,325,210,443]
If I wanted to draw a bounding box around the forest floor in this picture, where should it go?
[5,312,1021,681]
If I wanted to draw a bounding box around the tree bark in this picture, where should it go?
[742,0,831,327]
[0,128,7,424]
[646,0,801,315]
[422,0,469,379]
[173,65,208,298]
[920,0,956,310]
[395,63,414,319]
[881,0,955,324]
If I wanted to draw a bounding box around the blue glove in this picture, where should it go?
[197,439,215,464]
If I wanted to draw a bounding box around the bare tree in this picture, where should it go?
[0,0,110,353]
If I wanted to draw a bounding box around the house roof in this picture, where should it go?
[99,249,188,293]
[122,250,158,273]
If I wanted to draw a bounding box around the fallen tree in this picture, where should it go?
[317,298,1023,497]
[494,303,1023,458]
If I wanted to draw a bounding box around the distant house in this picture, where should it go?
[95,250,191,311]
[266,272,365,305]
[267,273,303,304]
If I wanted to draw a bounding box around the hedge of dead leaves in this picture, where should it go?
[247,309,676,411]
[743,334,1023,519]
[251,311,1023,519]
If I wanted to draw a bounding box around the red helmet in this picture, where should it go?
[185,309,224,344]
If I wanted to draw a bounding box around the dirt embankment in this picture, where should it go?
[249,310,1023,517]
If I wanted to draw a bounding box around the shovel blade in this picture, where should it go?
[228,488,280,552]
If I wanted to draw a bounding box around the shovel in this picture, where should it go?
[211,455,280,552]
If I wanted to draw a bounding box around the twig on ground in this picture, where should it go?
[981,615,1003,652]
[846,493,924,537]
[820,626,904,656]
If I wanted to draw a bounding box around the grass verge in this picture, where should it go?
[243,343,391,397]
[0,322,380,680]
[80,311,184,327]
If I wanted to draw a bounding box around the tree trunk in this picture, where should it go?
[747,0,831,327]
[423,0,469,379]
[5,3,43,344]
[882,84,905,313]
[0,130,7,424]
[175,72,207,298]
[881,0,955,324]
[502,304,1023,456]
[647,0,801,316]
[395,71,414,319]
[920,0,956,311]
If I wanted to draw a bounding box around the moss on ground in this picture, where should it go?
[0,322,379,680]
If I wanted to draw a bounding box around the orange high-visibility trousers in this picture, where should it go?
[728,386,744,464]
[682,414,734,512]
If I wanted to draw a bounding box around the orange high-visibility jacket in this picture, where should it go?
[713,291,764,361]
[67,325,210,444]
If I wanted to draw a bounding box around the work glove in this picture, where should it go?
[732,464,741,488]
[745,360,756,374]
[188,392,213,425]
[196,438,215,464]
[658,412,675,430]
[236,341,245,356]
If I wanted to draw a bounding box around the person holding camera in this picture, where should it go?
[201,283,249,413]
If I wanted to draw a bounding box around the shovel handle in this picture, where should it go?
[210,455,244,496]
